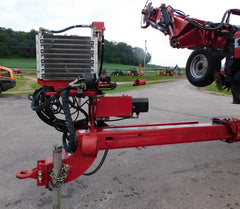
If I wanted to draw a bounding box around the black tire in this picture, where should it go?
[186,48,221,87]
[231,71,240,104]
[0,85,2,94]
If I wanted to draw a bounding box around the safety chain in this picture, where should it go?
[48,163,70,191]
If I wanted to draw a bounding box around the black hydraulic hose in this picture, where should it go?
[187,18,224,31]
[83,150,109,176]
[161,4,172,26]
[49,24,90,33]
[30,87,69,132]
[83,121,109,176]
[186,9,234,31]
[31,86,68,112]
[98,35,105,77]
[62,86,76,153]
[68,99,89,130]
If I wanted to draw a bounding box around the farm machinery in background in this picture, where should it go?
[111,69,126,76]
[142,1,240,103]
[127,64,144,76]
[156,64,181,76]
[111,64,143,77]
[0,66,16,94]
[127,68,138,76]
[133,78,147,86]
[16,5,240,208]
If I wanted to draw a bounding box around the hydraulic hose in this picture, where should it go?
[83,150,109,176]
[40,24,91,34]
[31,84,88,153]
[186,9,237,31]
[62,86,77,153]
[98,35,105,77]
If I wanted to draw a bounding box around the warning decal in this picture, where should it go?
[235,38,240,48]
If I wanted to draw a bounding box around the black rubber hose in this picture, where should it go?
[68,99,89,130]
[186,9,232,31]
[31,87,62,112]
[50,25,89,33]
[62,87,77,153]
[83,150,109,176]
[83,121,109,176]
[98,35,105,77]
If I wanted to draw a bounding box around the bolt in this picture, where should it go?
[38,170,43,184]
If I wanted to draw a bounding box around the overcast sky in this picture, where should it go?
[0,0,239,67]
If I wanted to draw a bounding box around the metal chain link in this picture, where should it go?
[49,163,69,191]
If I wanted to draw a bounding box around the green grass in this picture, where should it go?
[102,63,140,70]
[0,57,184,72]
[0,57,181,95]
[0,57,141,70]
[207,83,232,96]
[102,80,172,93]
[0,57,36,69]
[31,82,41,90]
[111,75,176,82]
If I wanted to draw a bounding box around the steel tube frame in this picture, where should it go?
[79,121,235,153]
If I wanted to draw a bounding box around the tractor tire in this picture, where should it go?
[0,85,2,94]
[231,71,240,104]
[186,48,221,87]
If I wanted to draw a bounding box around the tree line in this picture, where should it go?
[0,27,151,65]
[0,27,37,58]
[102,40,151,66]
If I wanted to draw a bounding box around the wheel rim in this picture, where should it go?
[190,54,208,79]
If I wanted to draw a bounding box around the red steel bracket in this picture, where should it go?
[16,137,97,188]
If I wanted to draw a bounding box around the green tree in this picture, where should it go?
[0,26,151,64]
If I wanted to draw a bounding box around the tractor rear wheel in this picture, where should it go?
[186,48,221,87]
[231,71,240,104]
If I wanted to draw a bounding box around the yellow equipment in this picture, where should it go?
[138,64,143,76]
[127,64,144,76]
[0,66,16,93]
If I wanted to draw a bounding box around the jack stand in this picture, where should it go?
[52,145,62,209]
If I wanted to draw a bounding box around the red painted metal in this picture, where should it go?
[92,22,105,31]
[95,96,132,118]
[38,79,70,92]
[133,79,147,86]
[38,79,98,97]
[141,4,234,50]
[16,137,96,188]
[13,68,20,73]
[16,118,240,188]
[86,121,237,151]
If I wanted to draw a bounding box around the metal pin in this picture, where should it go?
[52,145,62,209]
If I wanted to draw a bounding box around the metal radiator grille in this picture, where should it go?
[36,34,97,80]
